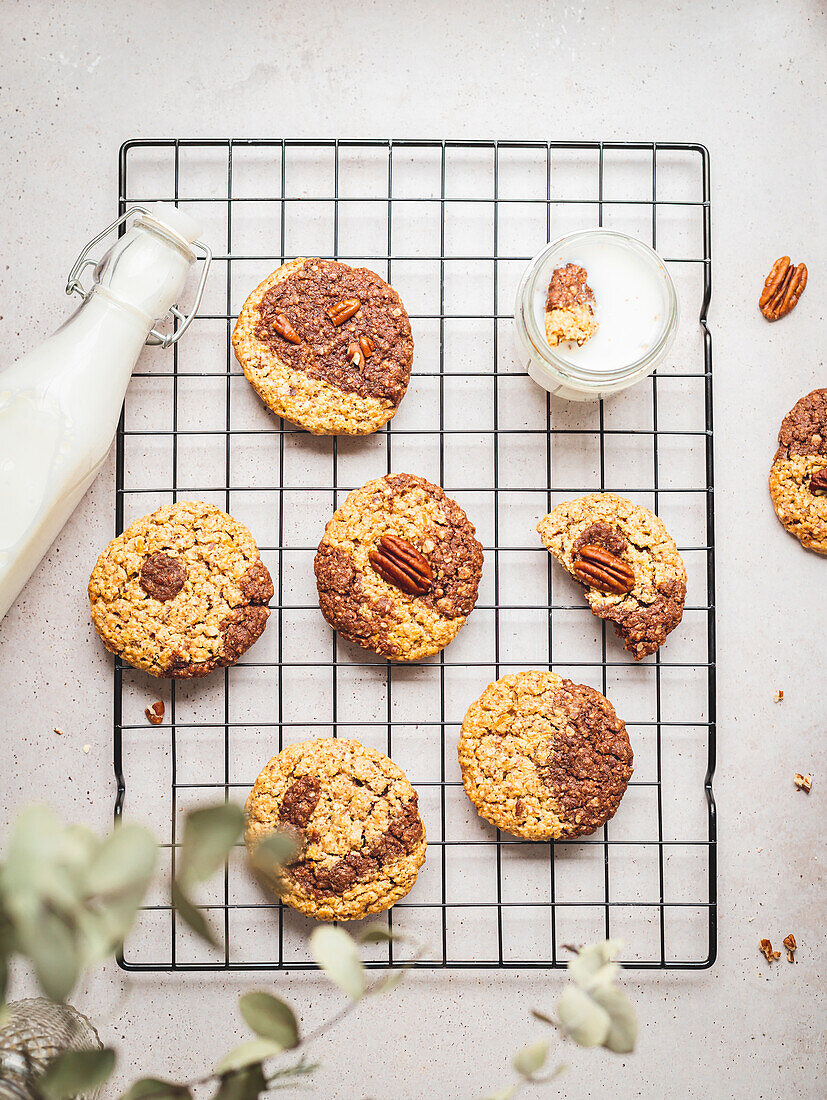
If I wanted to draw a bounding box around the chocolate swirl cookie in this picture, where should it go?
[768,388,827,555]
[537,493,687,660]
[88,501,272,677]
[458,671,633,841]
[232,258,413,435]
[244,737,426,921]
[314,473,484,661]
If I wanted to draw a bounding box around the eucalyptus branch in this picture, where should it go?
[32,937,418,1100]
[484,941,638,1100]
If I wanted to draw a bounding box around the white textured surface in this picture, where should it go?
[0,2,824,1097]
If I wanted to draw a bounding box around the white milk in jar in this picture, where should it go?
[514,229,679,401]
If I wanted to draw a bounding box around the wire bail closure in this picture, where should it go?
[65,206,212,349]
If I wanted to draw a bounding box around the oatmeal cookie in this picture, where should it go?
[232,258,413,435]
[458,671,633,841]
[314,473,483,661]
[88,501,273,677]
[768,388,827,554]
[244,737,426,921]
[544,263,598,347]
[537,493,687,660]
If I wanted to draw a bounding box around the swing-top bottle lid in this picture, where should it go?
[134,202,203,253]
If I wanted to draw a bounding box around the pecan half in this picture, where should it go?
[572,544,635,595]
[759,256,807,321]
[359,334,375,359]
[327,298,361,326]
[809,468,827,493]
[759,938,781,964]
[783,933,797,963]
[368,534,433,596]
[272,312,301,344]
[346,341,365,373]
[145,700,165,725]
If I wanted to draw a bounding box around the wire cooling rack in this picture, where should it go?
[114,139,716,971]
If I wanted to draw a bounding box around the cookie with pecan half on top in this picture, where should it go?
[88,501,273,677]
[244,737,426,922]
[232,258,413,435]
[537,492,686,660]
[314,473,484,661]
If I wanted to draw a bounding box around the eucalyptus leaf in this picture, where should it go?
[310,926,365,1000]
[213,1064,267,1100]
[557,985,610,1048]
[481,1087,516,1100]
[215,1039,284,1075]
[77,885,149,962]
[590,983,637,1053]
[512,1039,548,1078]
[171,881,218,947]
[120,1079,191,1100]
[19,910,79,1002]
[239,992,299,1049]
[370,969,406,996]
[248,831,298,876]
[357,926,397,944]
[38,1048,115,1100]
[1,807,77,917]
[557,938,636,1053]
[567,939,624,988]
[177,803,244,888]
[86,824,157,897]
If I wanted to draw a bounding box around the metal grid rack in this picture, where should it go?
[114,139,716,971]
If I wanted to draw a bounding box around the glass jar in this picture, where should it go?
[0,1000,103,1100]
[513,229,679,401]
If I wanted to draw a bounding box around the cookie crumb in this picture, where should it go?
[783,933,797,963]
[774,689,784,702]
[53,727,63,736]
[794,773,812,793]
[145,700,165,725]
[759,938,781,963]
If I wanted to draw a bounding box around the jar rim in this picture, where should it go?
[515,228,679,385]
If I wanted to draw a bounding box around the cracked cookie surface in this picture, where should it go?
[458,671,633,841]
[768,388,827,555]
[244,737,426,921]
[314,473,484,661]
[537,493,687,660]
[88,501,273,678]
[232,258,413,435]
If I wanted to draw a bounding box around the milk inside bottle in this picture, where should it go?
[0,204,210,621]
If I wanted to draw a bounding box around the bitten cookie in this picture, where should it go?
[244,737,427,921]
[544,263,598,347]
[458,671,633,841]
[89,501,273,678]
[232,258,413,435]
[537,493,687,660]
[768,388,827,554]
[314,473,484,661]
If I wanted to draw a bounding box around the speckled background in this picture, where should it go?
[0,1,824,1096]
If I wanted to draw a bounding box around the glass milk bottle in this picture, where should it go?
[0,204,211,621]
